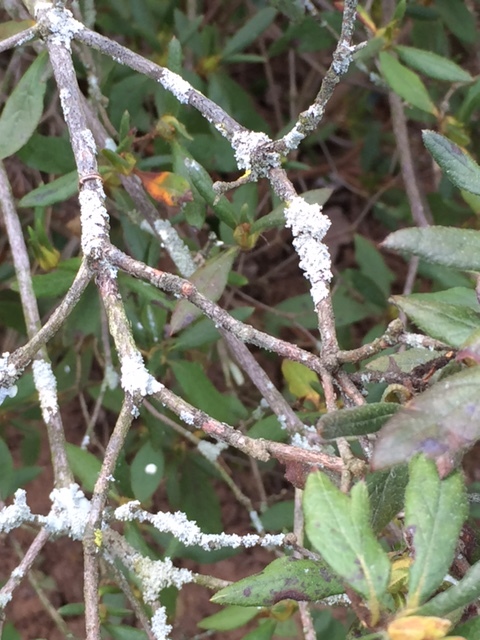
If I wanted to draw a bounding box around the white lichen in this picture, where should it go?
[231,130,280,177]
[120,353,163,397]
[0,490,34,533]
[179,410,195,425]
[78,189,110,257]
[134,556,193,604]
[43,484,91,540]
[35,5,84,51]
[284,197,332,305]
[32,359,59,422]
[151,606,173,640]
[159,68,191,104]
[114,502,285,550]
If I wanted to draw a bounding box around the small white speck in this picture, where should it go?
[145,463,158,475]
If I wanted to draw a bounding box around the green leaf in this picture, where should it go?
[10,259,81,299]
[453,616,480,640]
[130,441,164,503]
[170,248,239,334]
[211,556,344,606]
[355,235,394,298]
[417,559,480,618]
[435,0,477,44]
[395,46,472,83]
[259,501,294,532]
[170,360,247,423]
[179,455,222,533]
[0,52,49,159]
[198,605,260,631]
[222,8,277,58]
[366,348,441,374]
[405,456,467,609]
[422,131,480,195]
[240,619,277,640]
[372,367,480,474]
[318,403,400,440]
[304,472,391,624]
[102,625,147,640]
[18,171,78,208]
[367,466,408,533]
[383,226,480,272]
[378,51,437,115]
[65,443,101,493]
[17,134,76,174]
[391,293,480,348]
[0,438,14,500]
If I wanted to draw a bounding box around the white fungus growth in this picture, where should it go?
[35,5,84,51]
[160,68,191,104]
[145,463,158,475]
[285,197,332,305]
[81,434,90,450]
[134,556,193,604]
[114,502,285,550]
[32,359,59,422]
[197,440,228,462]
[120,353,163,396]
[231,130,279,176]
[179,410,195,425]
[44,484,91,540]
[0,490,34,533]
[78,189,110,257]
[151,606,173,640]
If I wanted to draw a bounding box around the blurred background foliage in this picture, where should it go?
[1,0,480,638]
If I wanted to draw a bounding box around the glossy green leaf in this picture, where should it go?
[65,443,101,493]
[304,472,391,622]
[391,293,480,348]
[395,46,472,83]
[405,456,467,609]
[417,558,480,618]
[0,52,49,159]
[18,171,78,208]
[102,625,147,640]
[422,131,480,195]
[222,8,277,58]
[383,226,480,271]
[198,605,260,631]
[211,556,344,606]
[372,367,480,475]
[130,441,164,503]
[367,466,408,533]
[170,248,239,334]
[259,500,294,532]
[379,52,436,114]
[318,403,400,440]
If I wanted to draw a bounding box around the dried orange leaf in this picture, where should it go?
[134,169,192,206]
